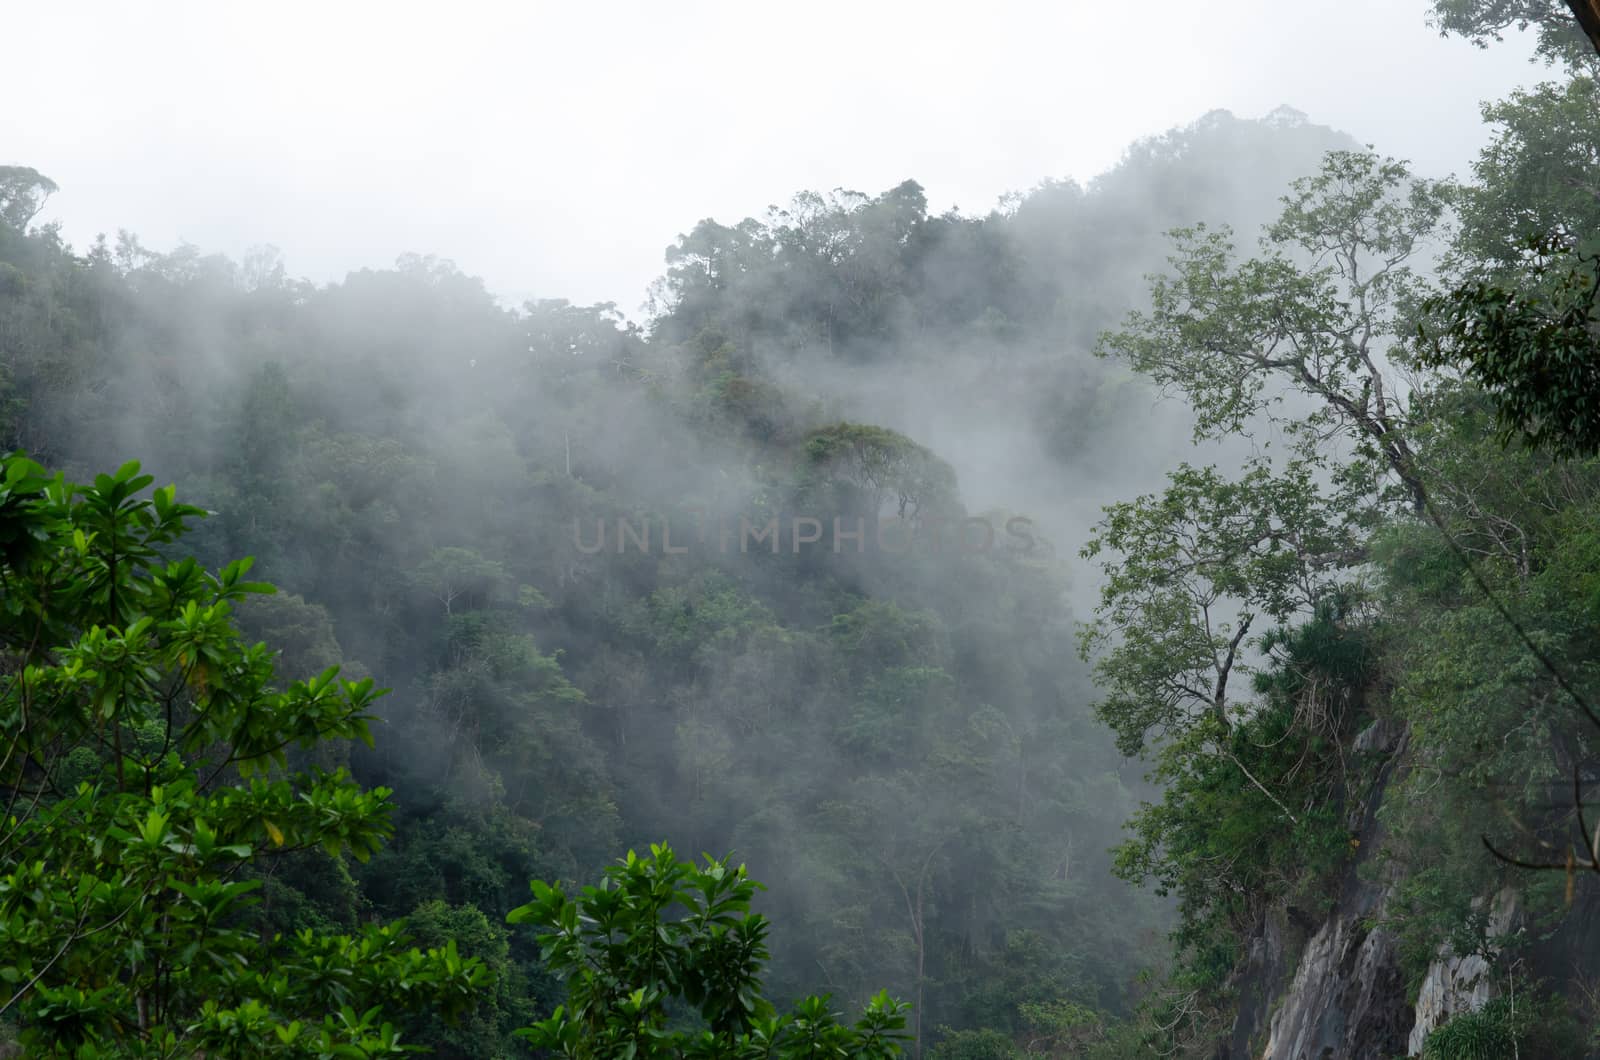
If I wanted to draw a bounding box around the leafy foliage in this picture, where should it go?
[0,94,1507,1058]
[1420,988,1582,1059]
[508,844,910,1058]
[1420,74,1600,459]
[1080,458,1372,757]
[1428,0,1600,70]
[0,454,489,1056]
[1423,239,1600,458]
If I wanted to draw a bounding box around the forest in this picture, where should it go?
[3,1,1600,1057]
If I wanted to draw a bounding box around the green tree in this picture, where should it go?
[1084,150,1451,764]
[1423,237,1600,457]
[508,844,910,1058]
[0,166,57,231]
[1079,458,1371,761]
[1428,0,1600,69]
[1078,149,1450,1053]
[802,423,959,522]
[1099,149,1452,509]
[0,454,489,1056]
[1419,73,1600,459]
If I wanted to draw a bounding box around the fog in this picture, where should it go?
[8,1,1540,308]
[1,2,1587,1055]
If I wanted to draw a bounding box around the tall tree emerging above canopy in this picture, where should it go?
[0,454,488,1057]
[802,422,958,521]
[1071,152,1455,1054]
[1098,150,1454,510]
[1083,149,1442,798]
[0,166,58,231]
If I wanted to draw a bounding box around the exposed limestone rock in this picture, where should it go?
[1259,882,1410,1060]
[1244,720,1413,1059]
[1228,718,1600,1059]
[1404,888,1520,1056]
[1352,718,1402,755]
[1227,909,1289,1056]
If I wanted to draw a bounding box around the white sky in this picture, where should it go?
[6,1,1547,313]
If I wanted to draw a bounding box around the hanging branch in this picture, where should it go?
[1568,0,1600,55]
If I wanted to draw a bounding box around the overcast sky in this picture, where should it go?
[7,1,1547,314]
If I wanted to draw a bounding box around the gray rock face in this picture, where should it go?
[1240,871,1516,1060]
[1259,884,1411,1060]
[1227,910,1290,1056]
[1405,889,1520,1055]
[1246,724,1414,1059]
[1231,714,1597,1059]
[1352,718,1403,755]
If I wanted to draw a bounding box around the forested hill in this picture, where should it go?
[11,15,1600,1051]
[0,107,1353,1056]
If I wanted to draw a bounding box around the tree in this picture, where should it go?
[0,166,57,231]
[508,844,910,1058]
[413,546,510,618]
[1079,458,1371,761]
[1084,149,1440,763]
[1418,72,1600,459]
[1422,237,1600,458]
[1429,0,1600,67]
[1412,8,1600,881]
[1099,150,1453,512]
[802,423,959,522]
[1077,150,1452,1052]
[0,454,489,1056]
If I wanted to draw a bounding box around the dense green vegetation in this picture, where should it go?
[1,96,1366,1055]
[1068,4,1600,1055]
[0,455,491,1056]
[510,844,910,1058]
[5,2,1600,1057]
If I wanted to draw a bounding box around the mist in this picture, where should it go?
[4,2,1597,1057]
[0,100,1399,1045]
[7,1,1539,307]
